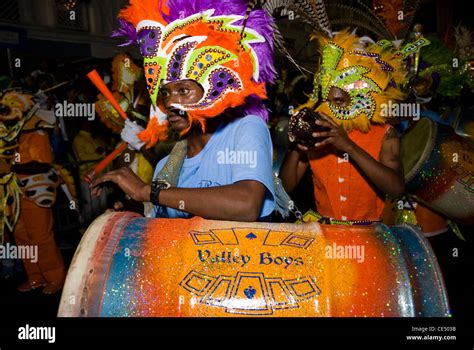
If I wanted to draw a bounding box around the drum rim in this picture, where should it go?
[58,212,116,317]
[404,118,438,182]
[391,223,450,316]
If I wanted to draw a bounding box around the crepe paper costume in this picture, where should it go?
[0,90,38,244]
[0,89,68,288]
[1,89,77,242]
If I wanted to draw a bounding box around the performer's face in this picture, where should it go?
[326,87,350,108]
[158,80,204,132]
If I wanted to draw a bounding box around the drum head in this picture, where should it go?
[401,118,437,182]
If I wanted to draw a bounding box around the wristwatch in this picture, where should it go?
[150,179,171,206]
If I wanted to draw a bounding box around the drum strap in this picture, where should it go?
[153,140,187,188]
[152,140,187,218]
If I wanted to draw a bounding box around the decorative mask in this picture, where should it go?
[0,90,37,142]
[301,30,406,132]
[113,0,276,147]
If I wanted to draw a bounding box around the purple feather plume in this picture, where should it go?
[111,18,137,46]
[240,95,270,122]
[243,9,278,85]
[164,0,277,85]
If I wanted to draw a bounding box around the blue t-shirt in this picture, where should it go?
[152,115,275,219]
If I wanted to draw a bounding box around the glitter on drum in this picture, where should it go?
[401,118,474,225]
[58,212,449,317]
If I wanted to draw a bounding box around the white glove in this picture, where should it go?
[121,119,145,151]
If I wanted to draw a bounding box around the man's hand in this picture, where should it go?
[90,167,150,202]
[294,112,354,153]
[311,113,354,152]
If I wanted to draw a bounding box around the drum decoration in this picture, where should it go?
[382,199,449,237]
[401,118,474,225]
[58,212,449,317]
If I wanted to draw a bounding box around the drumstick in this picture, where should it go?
[87,70,128,120]
[84,70,130,182]
[83,142,128,183]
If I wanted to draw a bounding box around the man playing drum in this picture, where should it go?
[280,30,406,224]
[90,0,279,222]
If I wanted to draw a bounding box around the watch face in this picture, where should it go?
[156,180,171,190]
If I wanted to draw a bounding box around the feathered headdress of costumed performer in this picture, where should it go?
[112,0,277,149]
[299,30,407,132]
[262,0,428,133]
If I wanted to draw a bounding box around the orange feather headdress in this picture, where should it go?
[113,0,276,148]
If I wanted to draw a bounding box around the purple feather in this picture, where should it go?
[163,0,277,84]
[164,0,248,20]
[243,9,277,84]
[111,18,137,46]
[240,95,270,122]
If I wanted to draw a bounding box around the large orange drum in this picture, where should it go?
[58,212,449,317]
[401,118,474,225]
